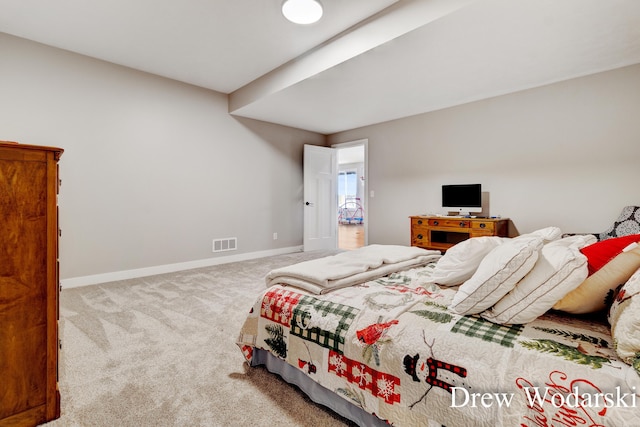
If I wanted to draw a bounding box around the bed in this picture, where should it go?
[237,219,640,426]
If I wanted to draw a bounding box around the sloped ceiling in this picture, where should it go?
[1,0,639,134]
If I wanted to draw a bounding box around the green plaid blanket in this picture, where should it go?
[290,295,359,354]
[451,315,523,348]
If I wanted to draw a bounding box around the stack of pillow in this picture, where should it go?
[433,226,594,323]
[429,228,640,371]
[552,233,640,313]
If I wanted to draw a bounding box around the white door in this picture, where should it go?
[303,144,337,251]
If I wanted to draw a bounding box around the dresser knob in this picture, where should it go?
[459,221,465,227]
[417,234,423,240]
[433,220,439,226]
[480,223,486,228]
[417,219,423,225]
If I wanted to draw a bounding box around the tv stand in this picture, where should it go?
[410,215,509,252]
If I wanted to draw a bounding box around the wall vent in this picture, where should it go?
[212,237,237,253]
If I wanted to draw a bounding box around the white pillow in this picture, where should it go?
[450,235,543,315]
[429,236,505,286]
[608,267,640,368]
[482,240,588,325]
[518,226,562,243]
[548,234,597,249]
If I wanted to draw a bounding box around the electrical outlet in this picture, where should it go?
[273,232,278,240]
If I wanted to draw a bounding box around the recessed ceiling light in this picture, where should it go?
[282,0,323,25]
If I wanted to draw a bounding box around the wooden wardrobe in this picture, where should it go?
[0,141,63,426]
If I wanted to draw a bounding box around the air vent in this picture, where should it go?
[212,237,237,253]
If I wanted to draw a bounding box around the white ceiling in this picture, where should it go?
[1,0,640,134]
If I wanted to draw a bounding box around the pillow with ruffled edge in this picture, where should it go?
[553,236,640,314]
[428,236,505,286]
[608,267,640,375]
[450,235,543,315]
[482,236,592,325]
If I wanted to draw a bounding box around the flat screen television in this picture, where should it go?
[442,184,482,216]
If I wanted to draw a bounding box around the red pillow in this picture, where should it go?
[581,234,640,275]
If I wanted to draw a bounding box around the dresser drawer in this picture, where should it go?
[411,225,430,247]
[428,218,470,228]
[470,220,495,232]
[411,217,426,227]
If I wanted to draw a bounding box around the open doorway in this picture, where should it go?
[334,140,367,250]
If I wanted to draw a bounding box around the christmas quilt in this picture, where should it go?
[237,263,640,427]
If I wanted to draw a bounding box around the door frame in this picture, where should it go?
[333,139,368,247]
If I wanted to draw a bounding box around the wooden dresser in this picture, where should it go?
[410,215,509,252]
[0,141,63,426]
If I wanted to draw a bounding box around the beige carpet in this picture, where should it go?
[45,250,355,427]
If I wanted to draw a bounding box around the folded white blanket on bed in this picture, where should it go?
[265,244,441,294]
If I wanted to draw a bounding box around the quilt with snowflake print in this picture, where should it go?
[237,263,640,427]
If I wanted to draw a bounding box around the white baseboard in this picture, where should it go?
[61,245,303,289]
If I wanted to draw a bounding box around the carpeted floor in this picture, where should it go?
[45,250,355,427]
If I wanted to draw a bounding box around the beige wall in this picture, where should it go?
[328,64,640,244]
[3,31,639,282]
[0,33,325,281]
